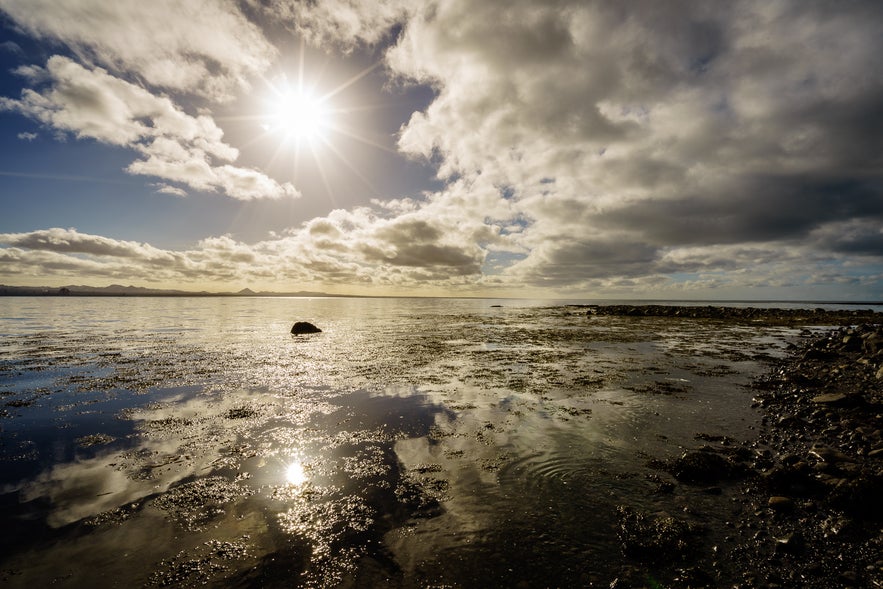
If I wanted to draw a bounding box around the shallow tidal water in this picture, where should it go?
[0,297,803,587]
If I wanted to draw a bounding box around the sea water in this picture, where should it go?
[0,296,820,586]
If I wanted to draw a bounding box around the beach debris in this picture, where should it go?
[291,321,322,335]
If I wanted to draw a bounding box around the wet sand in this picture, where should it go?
[0,300,879,587]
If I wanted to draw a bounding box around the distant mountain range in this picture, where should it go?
[0,284,343,297]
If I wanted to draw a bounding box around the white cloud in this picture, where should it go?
[0,227,179,263]
[261,0,417,49]
[1,218,879,297]
[0,56,298,200]
[16,131,37,141]
[0,0,275,101]
[0,209,490,290]
[153,183,188,197]
[0,175,515,290]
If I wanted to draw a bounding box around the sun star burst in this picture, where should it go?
[271,89,330,142]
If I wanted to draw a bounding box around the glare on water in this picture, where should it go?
[286,460,308,486]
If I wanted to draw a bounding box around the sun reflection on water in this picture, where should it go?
[286,460,308,486]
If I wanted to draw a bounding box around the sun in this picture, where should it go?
[270,88,331,142]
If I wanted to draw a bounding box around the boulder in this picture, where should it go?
[667,450,743,484]
[291,321,322,335]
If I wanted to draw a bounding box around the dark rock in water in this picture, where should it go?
[291,321,322,335]
[616,506,703,561]
[666,450,744,484]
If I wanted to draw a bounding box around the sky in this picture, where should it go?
[0,0,881,300]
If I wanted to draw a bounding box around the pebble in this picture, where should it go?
[811,392,848,405]
[732,322,883,587]
[767,496,794,511]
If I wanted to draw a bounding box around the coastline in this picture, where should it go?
[732,322,883,588]
[585,303,882,325]
[604,307,883,588]
[1,300,881,587]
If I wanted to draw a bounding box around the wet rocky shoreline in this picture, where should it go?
[583,303,881,326]
[734,321,883,588]
[595,305,883,588]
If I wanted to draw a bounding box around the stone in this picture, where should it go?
[616,506,702,561]
[809,446,854,464]
[774,532,805,554]
[864,334,883,355]
[668,450,742,484]
[768,496,794,511]
[291,321,322,335]
[811,393,850,406]
[762,463,817,495]
[842,335,863,351]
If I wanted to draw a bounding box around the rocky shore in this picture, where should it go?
[584,303,881,326]
[608,308,883,588]
[733,322,883,588]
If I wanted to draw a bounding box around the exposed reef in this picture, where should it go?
[584,303,881,326]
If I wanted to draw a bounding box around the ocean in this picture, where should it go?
[0,296,848,586]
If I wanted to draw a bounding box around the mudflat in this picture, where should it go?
[0,298,879,587]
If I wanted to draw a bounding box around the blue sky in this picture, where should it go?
[0,20,438,248]
[1,0,881,299]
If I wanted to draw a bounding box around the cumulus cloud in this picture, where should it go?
[0,202,494,289]
[0,56,298,200]
[261,0,417,49]
[378,0,883,292]
[0,0,275,101]
[0,228,180,263]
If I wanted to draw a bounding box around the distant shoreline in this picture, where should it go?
[0,285,881,306]
[0,285,357,298]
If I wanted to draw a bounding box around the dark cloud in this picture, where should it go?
[376,218,443,243]
[381,243,479,271]
[811,220,883,257]
[512,238,659,286]
[599,176,883,247]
